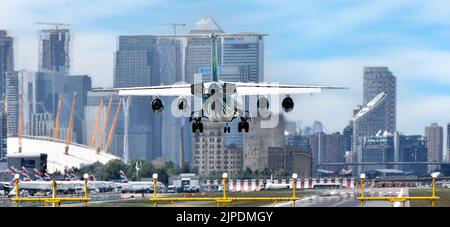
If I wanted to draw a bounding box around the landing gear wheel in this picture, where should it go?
[192,123,198,133]
[192,122,204,133]
[198,123,204,133]
[244,122,249,133]
[238,121,249,133]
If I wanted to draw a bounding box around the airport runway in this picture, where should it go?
[275,188,409,207]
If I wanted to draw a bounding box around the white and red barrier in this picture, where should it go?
[204,178,356,192]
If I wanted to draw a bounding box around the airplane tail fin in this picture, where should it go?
[44,172,51,181]
[119,170,128,183]
[33,168,43,181]
[66,168,77,181]
[21,167,31,181]
[9,166,17,175]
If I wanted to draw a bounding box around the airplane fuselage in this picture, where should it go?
[200,81,239,123]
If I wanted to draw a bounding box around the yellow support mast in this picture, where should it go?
[104,97,122,153]
[89,97,104,146]
[53,95,63,140]
[64,92,77,155]
[96,95,114,154]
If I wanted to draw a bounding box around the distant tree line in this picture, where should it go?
[72,159,197,185]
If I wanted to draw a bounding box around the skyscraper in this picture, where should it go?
[0,30,14,100]
[447,123,450,163]
[343,121,353,152]
[425,123,443,173]
[35,71,65,114]
[243,114,286,171]
[39,29,71,74]
[352,92,387,174]
[62,75,92,144]
[5,71,37,136]
[0,112,7,161]
[185,17,224,84]
[311,121,324,134]
[157,38,184,165]
[362,67,396,133]
[114,35,158,161]
[221,35,264,82]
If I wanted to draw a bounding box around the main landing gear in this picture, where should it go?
[238,118,249,133]
[191,118,204,133]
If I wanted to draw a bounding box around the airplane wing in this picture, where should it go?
[94,84,192,97]
[231,82,347,96]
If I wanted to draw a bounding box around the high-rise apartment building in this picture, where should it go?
[243,114,286,171]
[362,67,396,133]
[425,123,443,173]
[0,112,7,161]
[0,30,14,100]
[447,123,450,163]
[39,29,70,74]
[5,71,37,136]
[157,38,184,165]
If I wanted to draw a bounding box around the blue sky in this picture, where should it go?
[1,0,450,135]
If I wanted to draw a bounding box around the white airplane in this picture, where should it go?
[96,33,346,133]
[0,167,19,195]
[260,175,291,190]
[33,168,51,181]
[321,190,339,196]
[8,167,117,195]
[118,170,166,193]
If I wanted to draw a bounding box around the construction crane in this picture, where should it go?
[53,96,63,140]
[64,92,77,155]
[18,94,23,153]
[96,95,115,154]
[160,23,186,35]
[35,22,70,30]
[105,98,123,153]
[89,97,104,146]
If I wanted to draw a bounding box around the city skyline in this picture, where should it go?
[1,1,450,135]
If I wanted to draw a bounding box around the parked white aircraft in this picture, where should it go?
[8,167,117,195]
[118,170,166,193]
[260,175,292,190]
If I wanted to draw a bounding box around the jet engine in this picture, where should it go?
[282,96,294,112]
[151,98,164,113]
[177,97,189,112]
[257,97,270,111]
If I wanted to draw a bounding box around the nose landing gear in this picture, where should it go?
[192,121,204,133]
[224,124,231,133]
[238,118,249,133]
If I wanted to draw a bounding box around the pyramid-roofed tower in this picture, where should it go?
[190,16,225,34]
